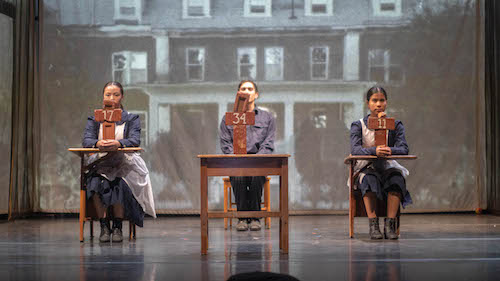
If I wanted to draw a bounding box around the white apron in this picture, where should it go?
[86,123,157,218]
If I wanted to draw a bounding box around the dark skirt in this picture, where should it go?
[85,174,145,227]
[358,166,413,208]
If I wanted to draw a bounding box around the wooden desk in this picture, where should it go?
[344,155,417,238]
[197,154,290,255]
[68,147,142,242]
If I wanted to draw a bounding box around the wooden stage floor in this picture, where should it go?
[1,214,500,280]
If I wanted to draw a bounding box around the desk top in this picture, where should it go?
[344,154,417,164]
[197,154,291,159]
[68,147,142,156]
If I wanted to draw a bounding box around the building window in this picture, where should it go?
[129,110,148,146]
[112,51,148,85]
[372,0,402,17]
[244,0,272,17]
[311,109,327,129]
[186,48,205,81]
[305,0,333,16]
[265,47,283,81]
[183,0,210,18]
[238,48,257,80]
[368,49,403,83]
[114,0,142,22]
[310,46,329,80]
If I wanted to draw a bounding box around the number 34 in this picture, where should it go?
[232,113,247,125]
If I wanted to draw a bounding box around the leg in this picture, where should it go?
[200,160,209,254]
[229,186,233,228]
[92,194,106,219]
[385,191,402,240]
[92,194,111,243]
[264,178,271,229]
[349,162,355,238]
[231,177,251,231]
[363,192,382,239]
[362,192,378,219]
[387,191,402,219]
[382,171,406,239]
[111,203,125,219]
[80,190,86,242]
[111,204,124,242]
[223,179,229,230]
[280,158,289,253]
[248,176,265,231]
[248,176,265,211]
[359,174,383,239]
[80,156,85,242]
[230,177,251,211]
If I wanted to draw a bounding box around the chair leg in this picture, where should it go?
[349,163,355,238]
[229,186,233,228]
[133,224,136,239]
[349,195,355,238]
[265,178,271,229]
[396,216,400,236]
[80,221,85,243]
[80,189,86,242]
[129,222,133,240]
[224,180,229,230]
[90,220,94,239]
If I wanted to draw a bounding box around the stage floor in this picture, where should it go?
[1,214,500,281]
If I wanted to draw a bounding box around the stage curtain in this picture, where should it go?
[0,1,15,215]
[8,0,40,219]
[485,0,500,214]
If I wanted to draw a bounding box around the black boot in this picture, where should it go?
[99,218,111,242]
[112,219,123,242]
[369,218,383,239]
[384,218,398,240]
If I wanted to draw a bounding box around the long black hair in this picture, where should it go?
[366,86,387,101]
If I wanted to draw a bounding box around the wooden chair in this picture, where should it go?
[223,177,271,229]
[345,155,417,238]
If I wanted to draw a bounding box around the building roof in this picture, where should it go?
[46,0,417,31]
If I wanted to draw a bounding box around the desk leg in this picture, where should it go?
[200,160,209,255]
[349,162,354,238]
[279,177,283,250]
[79,155,86,243]
[280,158,289,254]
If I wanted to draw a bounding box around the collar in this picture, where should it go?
[363,114,370,124]
[254,105,261,115]
[115,110,129,125]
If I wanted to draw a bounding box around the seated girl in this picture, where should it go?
[350,86,412,240]
[82,81,156,242]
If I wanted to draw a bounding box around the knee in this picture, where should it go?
[388,190,403,200]
[362,191,376,198]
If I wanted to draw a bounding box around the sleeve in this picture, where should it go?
[257,114,275,154]
[219,116,233,154]
[82,116,99,148]
[390,121,409,155]
[118,114,141,147]
[350,121,376,155]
